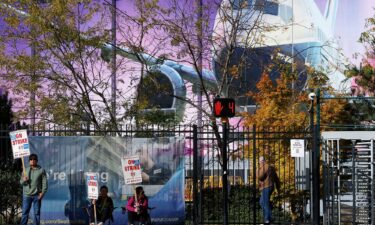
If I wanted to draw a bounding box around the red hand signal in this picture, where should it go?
[214,101,224,115]
[213,98,235,117]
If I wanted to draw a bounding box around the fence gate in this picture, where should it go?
[186,125,313,224]
[322,131,375,225]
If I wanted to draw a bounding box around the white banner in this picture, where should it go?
[291,139,305,157]
[121,155,142,185]
[9,129,30,159]
[86,172,99,199]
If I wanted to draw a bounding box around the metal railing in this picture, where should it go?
[0,123,313,225]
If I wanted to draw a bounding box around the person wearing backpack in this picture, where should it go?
[257,156,281,224]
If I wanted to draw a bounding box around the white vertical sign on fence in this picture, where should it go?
[9,129,30,159]
[291,139,305,157]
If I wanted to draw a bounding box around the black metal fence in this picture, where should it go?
[0,123,314,225]
[185,124,313,224]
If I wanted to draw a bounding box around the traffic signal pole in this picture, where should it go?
[214,97,235,225]
[309,89,320,225]
[222,119,229,225]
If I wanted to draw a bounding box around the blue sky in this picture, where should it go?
[316,0,374,64]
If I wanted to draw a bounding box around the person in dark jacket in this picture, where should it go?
[256,156,280,224]
[126,186,149,225]
[89,185,114,225]
[20,154,48,225]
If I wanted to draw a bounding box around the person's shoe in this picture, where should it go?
[264,220,270,224]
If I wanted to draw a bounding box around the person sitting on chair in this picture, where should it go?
[89,185,114,225]
[126,186,149,225]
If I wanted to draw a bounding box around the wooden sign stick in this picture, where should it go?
[93,199,97,225]
[21,157,27,177]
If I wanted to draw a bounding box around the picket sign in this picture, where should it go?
[9,129,30,177]
[121,155,144,216]
[121,155,143,185]
[86,172,99,225]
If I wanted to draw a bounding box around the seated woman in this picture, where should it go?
[89,185,114,225]
[126,186,149,225]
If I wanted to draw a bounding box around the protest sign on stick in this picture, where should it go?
[86,172,99,225]
[122,155,143,209]
[121,155,143,185]
[9,130,30,177]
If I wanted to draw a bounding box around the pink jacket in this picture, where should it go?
[126,195,148,214]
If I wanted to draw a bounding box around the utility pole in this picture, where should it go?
[111,0,117,124]
[313,89,321,225]
[197,0,203,222]
[30,45,36,129]
[308,91,315,223]
[197,0,203,128]
[309,90,320,225]
[30,0,46,130]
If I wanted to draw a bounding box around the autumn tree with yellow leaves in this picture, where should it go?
[239,61,353,219]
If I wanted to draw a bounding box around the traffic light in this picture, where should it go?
[213,98,235,118]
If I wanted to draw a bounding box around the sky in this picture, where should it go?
[316,0,375,64]
[1,0,374,116]
[1,0,374,65]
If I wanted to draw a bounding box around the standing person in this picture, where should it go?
[257,156,280,224]
[126,186,149,225]
[20,154,48,225]
[89,185,114,225]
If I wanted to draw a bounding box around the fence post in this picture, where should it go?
[252,124,257,225]
[222,121,229,225]
[351,140,356,224]
[312,89,321,225]
[193,124,199,224]
[199,127,203,224]
[312,124,320,225]
[309,93,318,224]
